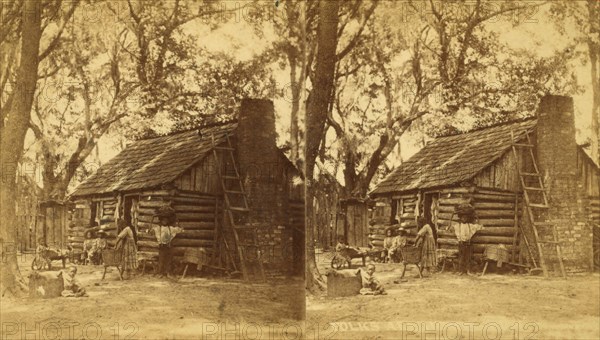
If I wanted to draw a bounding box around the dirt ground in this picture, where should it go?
[1,254,304,339]
[306,251,600,340]
[3,252,599,340]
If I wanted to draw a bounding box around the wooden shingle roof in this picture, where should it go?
[71,122,237,197]
[370,118,538,196]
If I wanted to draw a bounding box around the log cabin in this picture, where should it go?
[370,95,600,273]
[68,99,305,276]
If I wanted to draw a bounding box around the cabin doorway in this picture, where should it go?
[122,196,138,240]
[422,192,439,239]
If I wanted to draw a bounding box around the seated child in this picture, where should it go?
[335,236,348,252]
[61,266,87,297]
[358,264,386,295]
[335,236,353,265]
[396,228,408,247]
[82,230,107,265]
[381,228,396,262]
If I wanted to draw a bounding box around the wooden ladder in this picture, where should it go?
[510,130,566,278]
[211,133,266,282]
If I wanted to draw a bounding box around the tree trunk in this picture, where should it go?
[0,0,42,297]
[305,0,339,294]
[587,0,600,163]
[289,55,301,165]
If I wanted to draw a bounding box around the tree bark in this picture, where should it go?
[305,0,339,294]
[587,0,600,163]
[0,0,42,297]
[288,54,301,165]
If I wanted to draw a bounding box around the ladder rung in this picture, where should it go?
[228,207,249,212]
[513,143,534,148]
[521,172,542,177]
[524,186,546,192]
[529,203,549,209]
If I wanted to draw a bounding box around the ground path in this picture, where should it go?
[307,251,600,339]
[1,254,304,339]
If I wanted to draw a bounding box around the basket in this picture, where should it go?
[102,249,122,266]
[484,245,510,263]
[183,248,209,266]
[400,245,422,264]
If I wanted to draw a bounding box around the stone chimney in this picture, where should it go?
[235,99,290,269]
[536,95,578,178]
[236,98,279,187]
[535,95,592,271]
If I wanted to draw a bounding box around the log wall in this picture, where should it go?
[368,195,417,248]
[136,190,218,263]
[436,187,520,257]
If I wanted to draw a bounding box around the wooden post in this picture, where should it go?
[512,195,519,262]
[415,192,422,223]
[211,197,219,265]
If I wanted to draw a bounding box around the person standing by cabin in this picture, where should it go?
[115,219,138,279]
[448,204,483,276]
[146,206,183,278]
[415,217,437,275]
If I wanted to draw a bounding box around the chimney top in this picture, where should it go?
[537,95,574,118]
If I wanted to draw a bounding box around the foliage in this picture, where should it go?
[320,0,582,197]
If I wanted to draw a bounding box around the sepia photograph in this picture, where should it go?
[0,1,599,339]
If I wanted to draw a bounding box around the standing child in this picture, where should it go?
[449,204,483,275]
[146,206,183,278]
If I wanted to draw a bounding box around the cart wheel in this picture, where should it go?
[31,257,43,271]
[437,259,446,273]
[331,255,345,270]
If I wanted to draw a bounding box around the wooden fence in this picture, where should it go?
[15,201,70,252]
